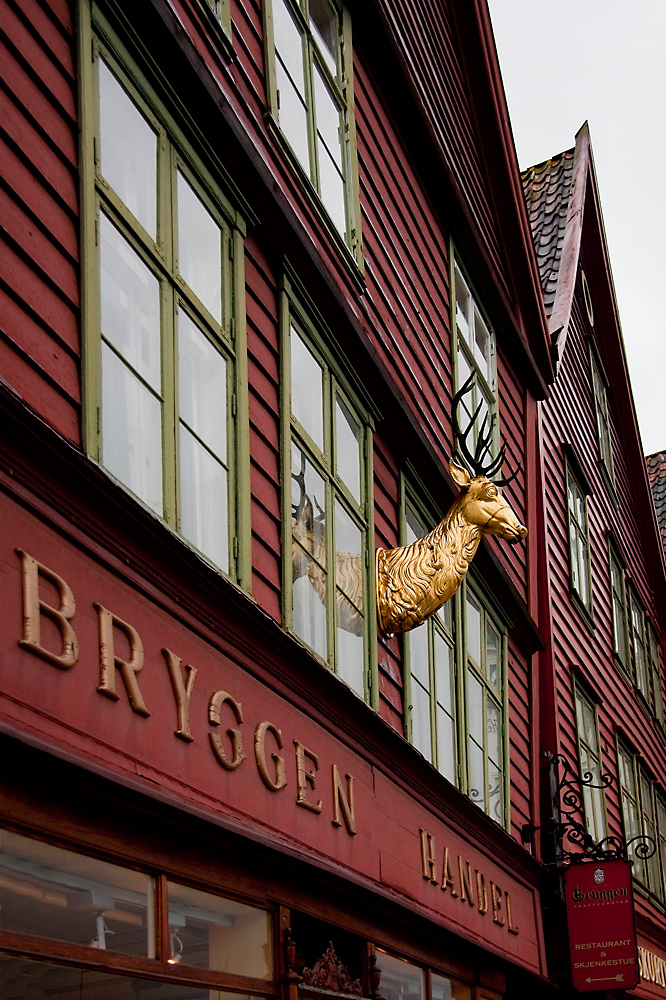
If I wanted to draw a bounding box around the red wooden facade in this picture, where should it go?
[9,2,664,1000]
[524,125,666,998]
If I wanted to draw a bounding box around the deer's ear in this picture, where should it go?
[449,458,471,489]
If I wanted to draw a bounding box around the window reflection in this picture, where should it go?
[0,830,152,956]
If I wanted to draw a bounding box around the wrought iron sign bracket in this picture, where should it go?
[521,751,656,867]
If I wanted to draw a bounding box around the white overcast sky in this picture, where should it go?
[488,0,666,457]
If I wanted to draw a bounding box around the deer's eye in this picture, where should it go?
[486,486,498,499]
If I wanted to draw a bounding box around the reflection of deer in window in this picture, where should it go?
[292,456,364,637]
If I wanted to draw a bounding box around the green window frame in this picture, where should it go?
[657,792,666,903]
[401,486,457,786]
[79,8,250,588]
[263,0,362,261]
[609,543,630,673]
[451,258,497,457]
[590,348,614,484]
[281,274,375,702]
[566,464,593,614]
[400,480,509,828]
[629,589,651,705]
[573,679,607,843]
[649,626,665,726]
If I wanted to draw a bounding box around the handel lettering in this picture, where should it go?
[15,549,357,836]
[419,829,519,935]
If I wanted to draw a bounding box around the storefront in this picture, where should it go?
[0,480,549,1000]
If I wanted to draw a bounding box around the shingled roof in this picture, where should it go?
[521,148,575,320]
[647,450,666,558]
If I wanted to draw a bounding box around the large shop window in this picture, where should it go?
[573,679,607,843]
[452,260,497,456]
[263,0,362,259]
[376,949,472,1000]
[283,286,374,700]
[0,828,274,997]
[402,485,508,827]
[81,17,248,585]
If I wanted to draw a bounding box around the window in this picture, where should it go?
[617,741,646,884]
[617,743,663,893]
[264,0,361,257]
[402,494,457,784]
[649,626,665,725]
[283,284,373,700]
[573,680,607,843]
[377,949,472,1000]
[401,485,509,826]
[609,544,630,672]
[566,466,592,613]
[452,260,497,455]
[464,585,506,824]
[590,349,614,483]
[630,590,651,704]
[657,792,666,902]
[0,828,274,994]
[81,22,249,584]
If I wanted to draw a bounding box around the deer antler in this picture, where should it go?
[452,374,518,487]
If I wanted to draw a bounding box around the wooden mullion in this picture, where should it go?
[154,872,169,963]
[0,927,278,994]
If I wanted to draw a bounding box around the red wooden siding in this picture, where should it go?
[245,235,281,620]
[0,0,79,443]
[373,430,403,733]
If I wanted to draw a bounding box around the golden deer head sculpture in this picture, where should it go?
[375,377,527,636]
[292,377,527,643]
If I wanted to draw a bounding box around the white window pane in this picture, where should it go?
[467,669,483,746]
[409,620,429,688]
[473,307,491,383]
[179,425,228,571]
[335,395,361,501]
[318,139,346,236]
[486,621,500,690]
[178,310,227,459]
[293,563,327,658]
[411,680,432,762]
[487,701,501,765]
[276,63,311,171]
[436,706,455,783]
[177,172,222,324]
[455,267,471,346]
[99,60,157,238]
[469,739,484,810]
[273,0,305,94]
[335,501,362,611]
[406,504,426,546]
[488,759,503,822]
[309,0,338,76]
[291,328,324,448]
[100,215,161,389]
[291,444,327,563]
[102,344,163,515]
[466,593,481,665]
[313,66,342,169]
[336,626,364,697]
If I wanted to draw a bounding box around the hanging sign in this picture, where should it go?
[565,859,639,992]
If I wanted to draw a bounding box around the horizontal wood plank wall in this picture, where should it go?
[245,235,281,620]
[508,637,531,840]
[377,0,509,303]
[0,0,80,443]
[374,431,402,733]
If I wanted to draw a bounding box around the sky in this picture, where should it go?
[487,0,666,457]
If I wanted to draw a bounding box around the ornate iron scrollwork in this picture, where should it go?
[523,752,656,866]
